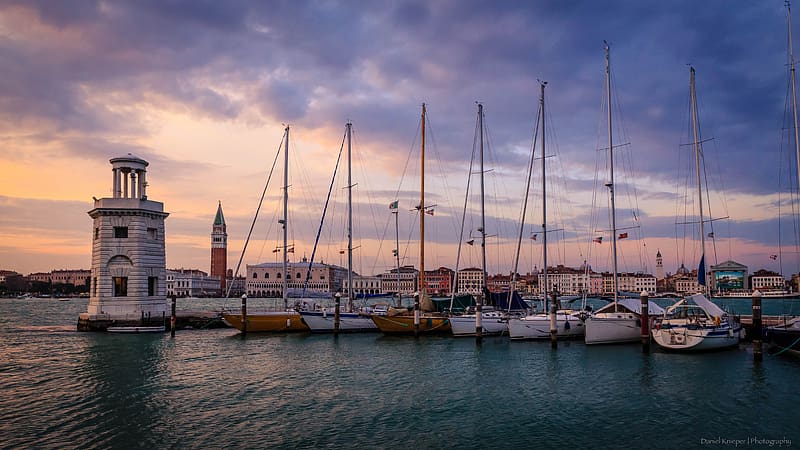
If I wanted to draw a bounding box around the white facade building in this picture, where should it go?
[166,269,221,297]
[457,267,484,295]
[381,266,418,295]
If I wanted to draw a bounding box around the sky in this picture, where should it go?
[2,0,800,279]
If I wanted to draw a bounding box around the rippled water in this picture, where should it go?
[1,298,799,449]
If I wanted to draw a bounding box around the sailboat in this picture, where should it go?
[371,104,451,335]
[450,103,516,338]
[299,123,378,332]
[585,42,665,344]
[651,67,741,351]
[767,2,800,356]
[221,126,308,333]
[507,81,587,340]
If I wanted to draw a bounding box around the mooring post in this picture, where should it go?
[752,290,762,363]
[550,291,558,349]
[334,292,341,337]
[241,293,248,337]
[640,290,649,353]
[414,292,420,338]
[170,294,176,337]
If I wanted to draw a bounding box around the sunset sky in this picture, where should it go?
[2,1,800,279]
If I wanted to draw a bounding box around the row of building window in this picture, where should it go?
[108,276,158,297]
[93,227,160,240]
[253,272,324,280]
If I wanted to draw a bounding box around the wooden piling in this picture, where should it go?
[550,291,558,349]
[640,291,649,353]
[334,292,341,336]
[170,294,176,337]
[241,293,247,336]
[752,290,762,362]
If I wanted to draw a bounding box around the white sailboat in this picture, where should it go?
[508,81,587,340]
[300,123,378,333]
[450,103,511,338]
[585,42,664,344]
[651,67,742,351]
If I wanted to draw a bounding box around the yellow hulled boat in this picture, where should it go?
[221,311,308,332]
[370,313,450,335]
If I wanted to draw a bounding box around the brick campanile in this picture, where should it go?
[211,201,227,293]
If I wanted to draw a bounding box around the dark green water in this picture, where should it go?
[1,298,798,449]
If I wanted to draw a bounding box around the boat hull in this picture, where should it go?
[299,311,378,333]
[370,314,451,335]
[507,312,585,340]
[766,326,800,356]
[584,313,641,345]
[107,326,165,333]
[450,313,507,336]
[651,324,741,351]
[221,311,308,332]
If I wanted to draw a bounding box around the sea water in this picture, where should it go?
[1,297,798,449]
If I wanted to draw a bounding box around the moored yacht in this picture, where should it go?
[651,293,741,351]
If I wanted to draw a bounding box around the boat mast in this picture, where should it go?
[789,3,800,219]
[394,205,401,307]
[606,42,620,307]
[690,67,706,293]
[476,103,486,342]
[540,81,549,309]
[346,122,354,312]
[282,125,289,309]
[419,103,426,306]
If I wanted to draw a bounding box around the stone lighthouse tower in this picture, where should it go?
[78,153,169,331]
[211,201,227,293]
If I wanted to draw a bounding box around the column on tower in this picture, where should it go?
[138,170,147,199]
[130,171,137,199]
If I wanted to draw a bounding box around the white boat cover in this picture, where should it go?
[686,293,727,318]
[617,298,665,316]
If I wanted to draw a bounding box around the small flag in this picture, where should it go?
[339,250,345,255]
[593,237,603,244]
[466,239,474,246]
[425,208,434,216]
[770,254,778,260]
[272,248,280,253]
[618,232,628,240]
[707,232,715,238]
[389,200,399,210]
[287,247,295,253]
[530,233,537,241]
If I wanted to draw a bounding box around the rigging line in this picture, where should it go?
[350,128,384,276]
[426,111,462,247]
[302,127,346,297]
[510,103,541,310]
[451,108,479,306]
[224,131,285,303]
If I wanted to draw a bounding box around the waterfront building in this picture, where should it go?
[79,154,169,330]
[456,267,483,295]
[210,202,227,293]
[425,266,453,295]
[602,272,657,295]
[710,260,748,294]
[166,268,221,297]
[487,273,511,293]
[49,269,91,287]
[380,265,418,295]
[246,257,348,297]
[343,275,381,297]
[225,269,247,297]
[750,269,786,291]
